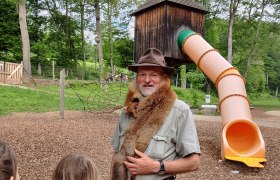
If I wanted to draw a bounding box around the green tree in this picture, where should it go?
[186,69,205,90]
[227,0,241,64]
[113,36,134,68]
[27,0,48,75]
[243,0,270,78]
[0,0,21,62]
[265,29,280,96]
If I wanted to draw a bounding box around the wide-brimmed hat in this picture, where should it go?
[128,48,175,75]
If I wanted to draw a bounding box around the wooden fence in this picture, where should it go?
[0,61,23,85]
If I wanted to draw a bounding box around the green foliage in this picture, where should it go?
[232,17,279,96]
[191,90,199,109]
[102,36,134,69]
[27,0,48,65]
[0,0,22,62]
[203,7,280,97]
[205,18,228,53]
[245,65,266,94]
[186,69,205,90]
[113,37,134,68]
[172,87,218,109]
[180,65,187,88]
[205,18,229,57]
[264,31,280,94]
[0,0,279,99]
[76,63,100,80]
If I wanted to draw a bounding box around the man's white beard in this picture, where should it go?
[139,86,157,97]
[138,80,167,97]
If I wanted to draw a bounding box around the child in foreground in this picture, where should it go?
[0,141,20,180]
[52,153,101,180]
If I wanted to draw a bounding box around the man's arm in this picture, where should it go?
[164,153,200,174]
[124,149,200,175]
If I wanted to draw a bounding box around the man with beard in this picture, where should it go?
[111,48,201,180]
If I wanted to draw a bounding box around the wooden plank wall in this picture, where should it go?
[166,4,205,63]
[134,5,167,63]
[133,3,206,67]
[0,61,22,84]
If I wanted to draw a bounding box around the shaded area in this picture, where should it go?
[251,107,280,120]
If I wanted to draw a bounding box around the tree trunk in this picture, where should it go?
[227,0,240,64]
[175,74,178,87]
[38,63,41,76]
[180,65,186,89]
[108,1,114,76]
[95,0,103,83]
[80,0,85,62]
[18,0,31,83]
[80,0,86,79]
[266,71,269,88]
[45,0,62,64]
[35,0,40,70]
[244,0,266,78]
[65,0,70,64]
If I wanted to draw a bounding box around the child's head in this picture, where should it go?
[52,153,99,180]
[0,141,19,180]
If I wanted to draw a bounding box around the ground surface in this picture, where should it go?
[0,108,279,180]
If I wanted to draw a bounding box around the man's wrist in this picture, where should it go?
[152,160,161,173]
[158,160,166,175]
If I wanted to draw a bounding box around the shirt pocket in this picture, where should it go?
[150,135,172,160]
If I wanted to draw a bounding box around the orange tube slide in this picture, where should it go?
[177,30,266,168]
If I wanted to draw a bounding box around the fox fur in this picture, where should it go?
[111,77,177,180]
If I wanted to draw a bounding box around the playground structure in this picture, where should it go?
[132,0,266,168]
[177,30,267,168]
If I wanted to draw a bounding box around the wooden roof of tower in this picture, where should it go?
[131,0,209,69]
[131,0,209,15]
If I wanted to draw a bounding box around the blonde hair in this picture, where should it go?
[0,141,18,180]
[52,153,100,180]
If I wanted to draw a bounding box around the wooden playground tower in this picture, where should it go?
[131,0,208,68]
[131,0,267,168]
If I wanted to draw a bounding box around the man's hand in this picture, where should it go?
[123,149,160,175]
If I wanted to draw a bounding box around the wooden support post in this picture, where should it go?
[52,60,55,84]
[20,61,23,85]
[60,68,65,119]
[4,61,6,84]
[176,74,178,87]
[38,63,41,76]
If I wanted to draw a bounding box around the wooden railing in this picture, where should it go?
[0,61,23,85]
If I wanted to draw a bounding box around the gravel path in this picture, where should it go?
[0,110,279,180]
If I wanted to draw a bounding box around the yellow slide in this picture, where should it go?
[177,30,267,168]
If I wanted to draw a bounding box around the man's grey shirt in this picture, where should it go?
[111,99,201,180]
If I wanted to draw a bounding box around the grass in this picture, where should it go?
[173,87,219,108]
[250,94,280,110]
[0,82,128,116]
[0,85,58,115]
[1,82,279,116]
[0,85,84,116]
